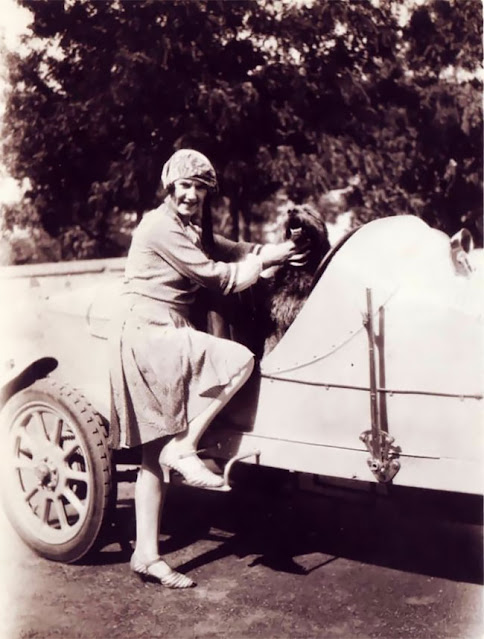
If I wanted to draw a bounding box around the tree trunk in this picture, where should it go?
[240,199,252,242]
[229,195,240,241]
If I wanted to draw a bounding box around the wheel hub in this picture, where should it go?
[34,459,59,490]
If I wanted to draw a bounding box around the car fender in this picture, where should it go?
[0,356,58,407]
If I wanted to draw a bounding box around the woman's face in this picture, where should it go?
[171,178,208,219]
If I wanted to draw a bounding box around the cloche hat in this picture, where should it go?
[161,149,218,192]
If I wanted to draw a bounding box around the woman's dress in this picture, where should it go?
[109,200,259,449]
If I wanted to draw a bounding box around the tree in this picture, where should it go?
[266,0,483,239]
[2,0,482,260]
[3,1,279,254]
[401,0,483,240]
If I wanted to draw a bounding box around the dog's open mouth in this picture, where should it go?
[286,211,305,238]
[288,221,303,244]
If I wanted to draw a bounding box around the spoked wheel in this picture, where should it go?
[0,378,114,563]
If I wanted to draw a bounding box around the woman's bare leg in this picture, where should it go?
[131,438,195,587]
[133,438,166,564]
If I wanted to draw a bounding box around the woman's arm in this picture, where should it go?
[147,215,305,296]
[221,240,308,293]
[148,215,261,295]
[211,233,262,262]
[211,232,306,269]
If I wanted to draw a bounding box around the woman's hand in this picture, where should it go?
[259,240,309,269]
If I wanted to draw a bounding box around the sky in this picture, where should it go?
[0,0,32,204]
[0,0,32,50]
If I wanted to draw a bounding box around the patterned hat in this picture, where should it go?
[161,149,218,192]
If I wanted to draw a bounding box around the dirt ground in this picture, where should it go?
[1,466,483,639]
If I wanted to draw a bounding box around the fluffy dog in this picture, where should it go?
[254,204,331,356]
[214,204,330,358]
[203,204,331,358]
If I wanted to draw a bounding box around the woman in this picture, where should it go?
[110,149,305,589]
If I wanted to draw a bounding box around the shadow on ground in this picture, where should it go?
[89,465,483,586]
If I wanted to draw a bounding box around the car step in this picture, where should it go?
[162,449,261,492]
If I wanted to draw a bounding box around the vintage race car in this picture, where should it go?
[1,215,482,563]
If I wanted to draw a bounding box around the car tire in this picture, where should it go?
[0,378,114,563]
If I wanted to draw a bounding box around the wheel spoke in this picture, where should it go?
[18,425,50,459]
[63,487,86,516]
[16,430,37,456]
[40,494,52,524]
[52,417,63,447]
[52,496,69,530]
[13,457,37,472]
[24,486,40,503]
[65,468,88,483]
[63,442,81,461]
[31,410,49,441]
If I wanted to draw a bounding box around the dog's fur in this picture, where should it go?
[229,204,330,358]
[202,204,331,358]
[256,204,331,356]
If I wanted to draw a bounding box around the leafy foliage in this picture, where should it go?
[1,0,482,261]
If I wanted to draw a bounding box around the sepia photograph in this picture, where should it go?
[0,1,482,637]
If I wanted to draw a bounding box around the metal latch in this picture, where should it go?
[361,288,401,483]
[359,430,400,483]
